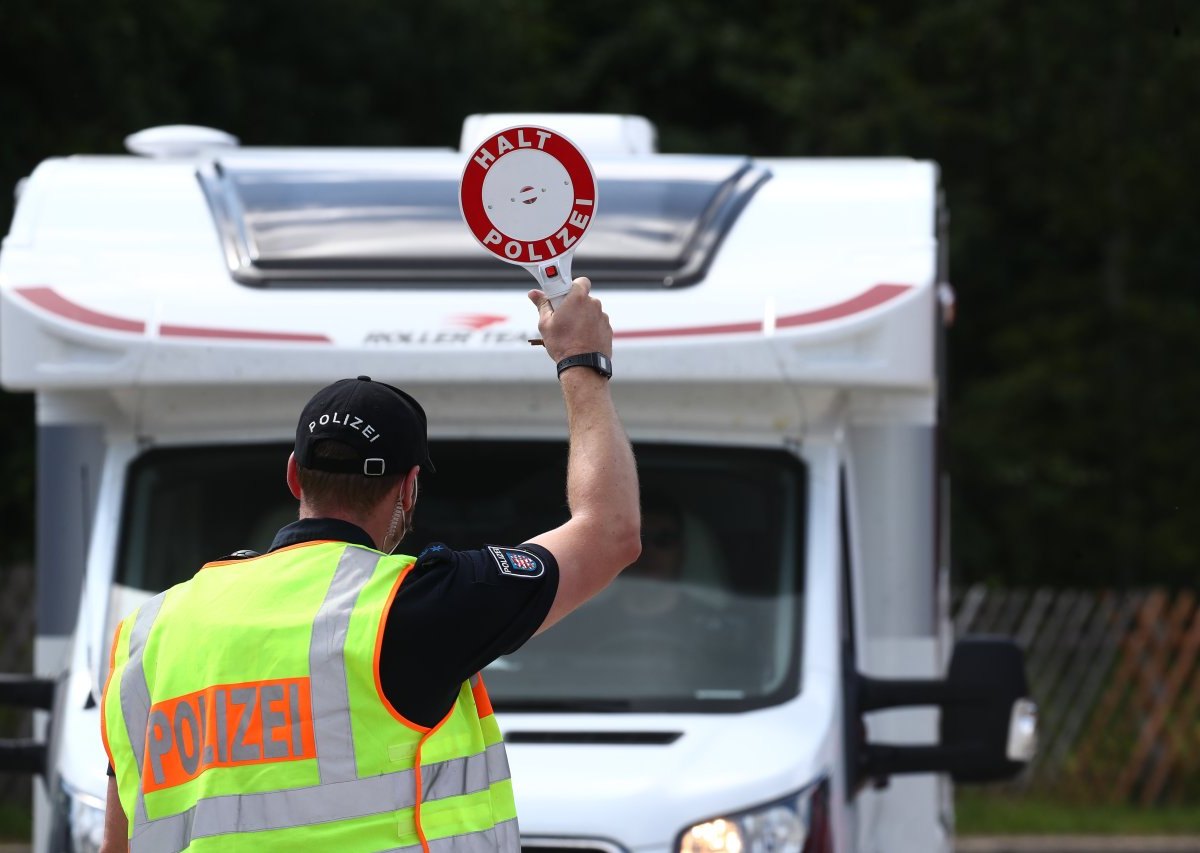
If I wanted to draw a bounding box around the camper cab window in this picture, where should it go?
[114,441,805,712]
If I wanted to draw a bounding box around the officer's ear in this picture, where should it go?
[402,465,420,511]
[286,453,303,500]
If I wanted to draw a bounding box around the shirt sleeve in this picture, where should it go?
[377,542,559,727]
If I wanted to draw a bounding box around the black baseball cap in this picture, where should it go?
[295,376,435,477]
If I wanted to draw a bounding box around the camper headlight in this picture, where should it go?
[54,780,106,853]
[677,779,831,853]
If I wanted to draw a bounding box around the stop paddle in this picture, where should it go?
[460,125,598,309]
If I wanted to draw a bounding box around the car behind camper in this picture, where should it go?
[0,115,1035,852]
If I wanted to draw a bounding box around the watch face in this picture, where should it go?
[592,353,612,377]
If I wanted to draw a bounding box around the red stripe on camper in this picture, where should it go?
[613,283,912,340]
[776,283,912,328]
[14,287,329,343]
[15,286,146,333]
[160,324,330,343]
[17,282,912,346]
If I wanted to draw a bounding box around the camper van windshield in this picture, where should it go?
[115,441,803,712]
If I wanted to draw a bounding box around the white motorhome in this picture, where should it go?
[0,115,1034,853]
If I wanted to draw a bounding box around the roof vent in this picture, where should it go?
[124,125,240,158]
[460,113,656,158]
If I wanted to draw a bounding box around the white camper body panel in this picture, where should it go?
[1,131,947,853]
[1,154,935,393]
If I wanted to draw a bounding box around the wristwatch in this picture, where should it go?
[556,352,613,380]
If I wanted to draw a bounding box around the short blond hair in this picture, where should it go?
[297,440,401,517]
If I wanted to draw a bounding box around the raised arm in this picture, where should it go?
[526,278,641,632]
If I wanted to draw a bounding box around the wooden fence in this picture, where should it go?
[955,586,1200,805]
[0,564,34,817]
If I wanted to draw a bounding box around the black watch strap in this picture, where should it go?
[556,352,613,380]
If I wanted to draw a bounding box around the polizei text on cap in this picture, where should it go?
[309,412,382,442]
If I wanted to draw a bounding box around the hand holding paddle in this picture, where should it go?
[526,277,612,364]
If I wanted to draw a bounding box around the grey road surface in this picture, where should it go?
[958,838,1200,853]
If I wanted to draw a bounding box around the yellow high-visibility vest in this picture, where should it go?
[102,540,517,852]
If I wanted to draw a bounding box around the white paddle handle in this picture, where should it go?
[532,255,574,310]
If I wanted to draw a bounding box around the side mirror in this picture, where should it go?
[854,636,1037,786]
[0,673,57,776]
[940,637,1037,782]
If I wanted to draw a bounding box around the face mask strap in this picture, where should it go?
[382,478,418,555]
[383,497,406,555]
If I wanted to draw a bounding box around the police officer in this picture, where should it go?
[100,278,640,852]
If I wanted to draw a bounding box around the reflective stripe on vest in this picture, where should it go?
[129,742,511,851]
[105,543,515,852]
[380,817,520,852]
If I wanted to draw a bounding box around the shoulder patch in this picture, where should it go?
[486,546,545,579]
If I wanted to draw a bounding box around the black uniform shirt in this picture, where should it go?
[108,518,558,776]
[270,518,559,726]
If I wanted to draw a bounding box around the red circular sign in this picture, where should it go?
[460,126,597,266]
